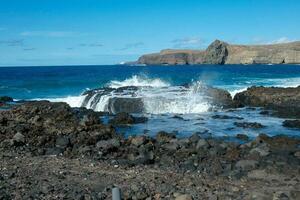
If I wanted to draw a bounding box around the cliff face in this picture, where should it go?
[137,40,300,65]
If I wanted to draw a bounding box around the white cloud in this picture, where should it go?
[20,31,77,37]
[171,37,205,48]
[271,37,294,44]
[252,36,295,45]
[118,42,144,51]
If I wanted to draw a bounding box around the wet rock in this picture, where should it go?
[110,112,148,125]
[212,115,243,120]
[0,96,13,103]
[132,116,148,124]
[259,110,270,115]
[110,112,134,125]
[234,122,265,129]
[282,120,300,129]
[236,134,249,141]
[156,131,176,143]
[108,97,144,114]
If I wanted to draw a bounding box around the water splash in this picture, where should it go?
[108,75,170,88]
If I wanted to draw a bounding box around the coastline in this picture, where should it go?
[1,85,300,199]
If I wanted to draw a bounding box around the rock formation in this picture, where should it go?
[136,40,300,65]
[234,86,300,118]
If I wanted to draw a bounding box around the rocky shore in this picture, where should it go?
[1,85,300,199]
[135,40,300,65]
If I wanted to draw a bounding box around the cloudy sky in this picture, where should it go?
[0,0,299,66]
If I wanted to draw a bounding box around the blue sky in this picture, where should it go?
[0,0,299,66]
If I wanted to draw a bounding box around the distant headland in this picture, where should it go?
[129,40,300,65]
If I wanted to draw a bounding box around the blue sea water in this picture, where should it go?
[1,64,300,138]
[1,64,300,100]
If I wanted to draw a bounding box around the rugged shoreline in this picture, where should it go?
[0,86,300,199]
[133,40,300,65]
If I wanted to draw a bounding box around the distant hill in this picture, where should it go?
[134,40,300,65]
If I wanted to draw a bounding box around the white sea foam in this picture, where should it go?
[37,95,86,108]
[108,75,170,88]
[142,81,211,114]
[43,75,300,114]
[228,87,248,97]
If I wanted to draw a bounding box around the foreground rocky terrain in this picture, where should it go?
[0,90,300,199]
[135,40,300,65]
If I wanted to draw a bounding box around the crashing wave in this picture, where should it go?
[107,75,170,88]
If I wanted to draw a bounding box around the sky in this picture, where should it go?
[0,0,299,66]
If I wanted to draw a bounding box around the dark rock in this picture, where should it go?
[130,136,148,147]
[203,40,228,64]
[259,110,270,115]
[236,134,249,141]
[234,86,300,118]
[55,136,70,148]
[196,139,210,150]
[156,131,176,143]
[189,133,201,143]
[212,114,243,120]
[249,143,270,157]
[45,147,64,156]
[235,160,259,171]
[282,120,300,129]
[110,112,148,125]
[96,138,120,151]
[12,132,25,146]
[132,116,148,124]
[0,96,13,103]
[110,112,134,125]
[108,97,144,114]
[234,122,265,129]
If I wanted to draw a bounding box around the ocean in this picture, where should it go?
[1,64,300,138]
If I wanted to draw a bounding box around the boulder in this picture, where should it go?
[130,136,148,147]
[156,131,176,143]
[234,122,265,129]
[96,138,120,151]
[110,112,148,125]
[196,139,210,150]
[235,160,259,171]
[108,97,144,114]
[283,120,300,129]
[12,132,25,146]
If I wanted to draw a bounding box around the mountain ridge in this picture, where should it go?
[134,40,300,65]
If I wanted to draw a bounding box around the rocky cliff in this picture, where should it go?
[137,40,300,65]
